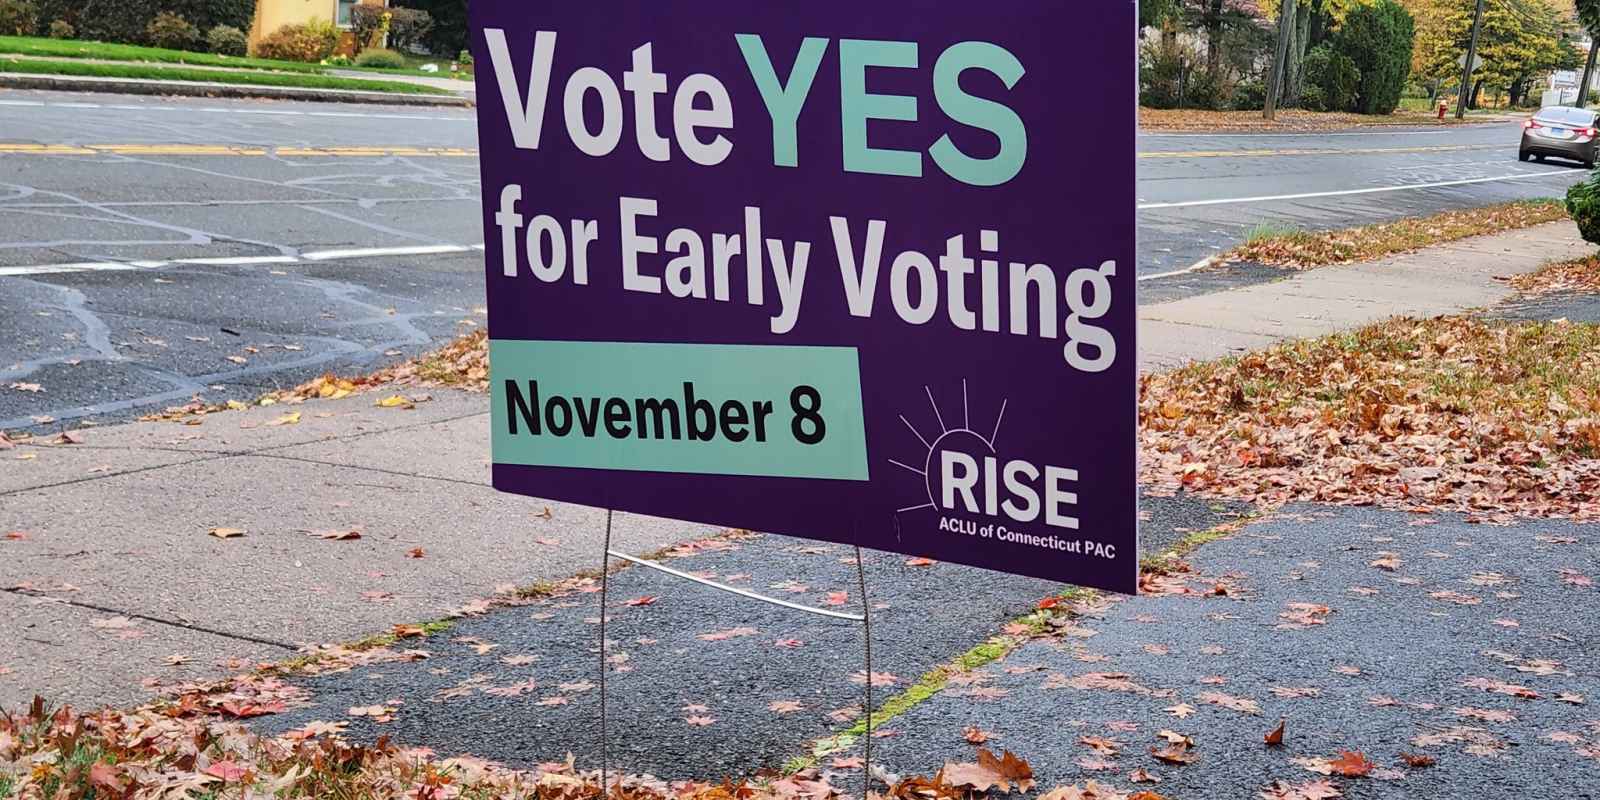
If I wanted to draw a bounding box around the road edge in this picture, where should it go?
[0,72,474,107]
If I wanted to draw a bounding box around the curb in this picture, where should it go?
[0,72,474,107]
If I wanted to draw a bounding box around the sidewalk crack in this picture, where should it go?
[2,588,299,651]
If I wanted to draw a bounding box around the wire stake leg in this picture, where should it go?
[599,509,614,797]
[854,546,872,799]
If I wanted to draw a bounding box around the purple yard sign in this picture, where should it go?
[470,3,1138,594]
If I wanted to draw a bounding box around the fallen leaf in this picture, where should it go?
[1265,719,1285,747]
[268,411,301,426]
[208,527,246,539]
[1327,750,1374,777]
[768,700,804,714]
[310,529,361,541]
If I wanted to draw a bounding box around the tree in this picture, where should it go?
[1335,0,1416,112]
[1413,0,1579,108]
[390,0,464,57]
[1575,0,1599,105]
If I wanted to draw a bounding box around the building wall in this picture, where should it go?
[249,0,387,55]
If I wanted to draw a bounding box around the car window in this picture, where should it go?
[1536,107,1597,125]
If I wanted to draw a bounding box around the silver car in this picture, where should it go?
[1520,106,1600,167]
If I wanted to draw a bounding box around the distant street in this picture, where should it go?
[0,89,1586,430]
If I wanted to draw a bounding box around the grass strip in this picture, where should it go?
[0,54,453,95]
[0,34,325,72]
[1139,106,1501,132]
[1225,198,1568,269]
[786,587,1096,774]
[0,35,471,79]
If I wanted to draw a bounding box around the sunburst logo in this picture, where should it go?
[891,379,1082,534]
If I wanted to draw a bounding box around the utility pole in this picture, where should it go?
[1456,0,1485,120]
[1264,0,1299,120]
[1578,39,1598,108]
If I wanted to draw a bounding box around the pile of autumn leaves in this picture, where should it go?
[1141,316,1600,521]
[0,688,1142,800]
[1226,200,1569,269]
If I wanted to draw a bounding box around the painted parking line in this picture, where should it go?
[0,244,480,277]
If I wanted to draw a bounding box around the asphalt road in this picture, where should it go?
[0,90,1587,431]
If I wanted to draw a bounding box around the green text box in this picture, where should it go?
[490,340,869,480]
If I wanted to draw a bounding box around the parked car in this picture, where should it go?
[1520,106,1600,167]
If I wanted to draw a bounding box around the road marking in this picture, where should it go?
[1139,256,1220,282]
[0,244,480,277]
[1140,143,1502,159]
[1138,169,1575,209]
[0,143,478,157]
[301,244,473,261]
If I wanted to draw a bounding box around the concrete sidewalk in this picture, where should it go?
[0,219,1589,711]
[1138,220,1590,370]
[0,393,714,709]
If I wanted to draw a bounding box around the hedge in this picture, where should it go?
[1334,0,1414,115]
[43,0,253,45]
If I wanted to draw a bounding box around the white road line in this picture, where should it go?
[300,243,472,261]
[0,243,482,277]
[1137,169,1575,210]
[0,99,45,107]
[172,255,300,266]
[1138,255,1219,282]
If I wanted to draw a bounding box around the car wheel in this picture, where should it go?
[1535,154,1546,162]
[1519,150,1531,162]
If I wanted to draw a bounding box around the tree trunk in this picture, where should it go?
[1283,0,1313,106]
[1471,78,1484,109]
[1205,0,1224,76]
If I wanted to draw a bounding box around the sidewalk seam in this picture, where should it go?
[2,588,299,650]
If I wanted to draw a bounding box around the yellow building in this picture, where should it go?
[248,0,389,55]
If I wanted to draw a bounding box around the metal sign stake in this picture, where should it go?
[853,545,873,799]
[598,508,614,797]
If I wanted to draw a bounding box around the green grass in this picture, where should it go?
[0,35,472,80]
[0,34,325,72]
[0,55,454,95]
[0,773,13,798]
[789,586,1097,773]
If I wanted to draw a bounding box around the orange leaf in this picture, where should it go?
[1328,750,1374,777]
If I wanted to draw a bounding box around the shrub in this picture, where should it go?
[0,0,38,36]
[146,11,201,51]
[1567,171,1600,247]
[349,5,388,53]
[1299,83,1328,112]
[323,53,352,66]
[46,16,70,37]
[353,47,406,69]
[386,6,432,53]
[457,48,471,66]
[1139,37,1195,109]
[1232,79,1266,111]
[206,24,247,56]
[389,0,460,55]
[1333,0,1414,115]
[255,17,340,62]
[1304,43,1362,113]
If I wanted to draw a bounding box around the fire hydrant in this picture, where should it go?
[1438,99,1448,119]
